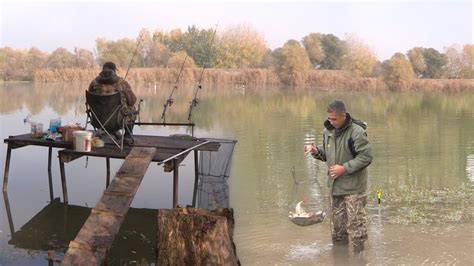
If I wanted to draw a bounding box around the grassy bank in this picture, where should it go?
[32,67,474,91]
[373,184,473,225]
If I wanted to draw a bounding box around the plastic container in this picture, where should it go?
[49,118,61,134]
[72,131,93,152]
[31,122,43,138]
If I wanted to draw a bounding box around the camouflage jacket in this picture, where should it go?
[312,113,373,196]
[88,69,137,123]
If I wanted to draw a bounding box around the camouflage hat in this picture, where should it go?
[102,62,117,71]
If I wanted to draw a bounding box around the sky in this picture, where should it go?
[0,0,472,60]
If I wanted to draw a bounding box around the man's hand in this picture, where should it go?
[330,165,346,179]
[304,143,318,155]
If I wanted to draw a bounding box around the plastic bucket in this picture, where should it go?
[73,131,93,152]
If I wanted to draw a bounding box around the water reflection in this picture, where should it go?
[467,154,474,182]
[2,192,157,264]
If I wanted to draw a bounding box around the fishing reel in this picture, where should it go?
[191,98,199,107]
[165,98,174,107]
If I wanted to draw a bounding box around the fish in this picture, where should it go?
[289,201,310,218]
[288,201,327,226]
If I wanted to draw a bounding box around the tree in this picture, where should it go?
[46,47,75,69]
[181,25,218,68]
[95,37,138,70]
[73,48,95,68]
[302,33,325,68]
[443,44,463,79]
[216,24,268,69]
[167,51,196,69]
[259,49,275,68]
[146,41,172,67]
[407,47,447,78]
[0,47,27,81]
[138,28,153,67]
[319,34,347,69]
[273,40,311,85]
[381,52,415,87]
[159,28,185,52]
[422,48,447,78]
[342,34,378,77]
[25,47,48,79]
[460,44,474,79]
[407,47,426,77]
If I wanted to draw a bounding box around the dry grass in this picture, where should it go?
[33,67,474,91]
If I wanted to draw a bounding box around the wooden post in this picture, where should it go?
[2,191,15,235]
[59,156,68,203]
[156,208,239,265]
[47,147,54,201]
[2,145,12,192]
[105,157,110,188]
[192,150,199,207]
[173,158,179,208]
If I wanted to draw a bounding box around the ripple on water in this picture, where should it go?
[286,241,330,261]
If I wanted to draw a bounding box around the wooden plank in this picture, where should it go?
[61,147,156,266]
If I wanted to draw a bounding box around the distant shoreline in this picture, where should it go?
[2,68,473,92]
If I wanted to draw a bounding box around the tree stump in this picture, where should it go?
[156,208,239,265]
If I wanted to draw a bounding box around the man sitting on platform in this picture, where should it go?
[88,62,137,144]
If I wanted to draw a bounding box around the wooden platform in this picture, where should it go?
[3,133,219,204]
[61,147,156,265]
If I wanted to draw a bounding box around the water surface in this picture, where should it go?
[0,82,473,264]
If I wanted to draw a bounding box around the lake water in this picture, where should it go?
[0,82,473,265]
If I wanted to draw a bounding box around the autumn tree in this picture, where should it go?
[342,34,378,77]
[25,47,48,79]
[216,24,268,69]
[157,28,185,52]
[407,47,447,78]
[46,47,76,69]
[259,49,275,68]
[137,28,153,67]
[273,40,311,85]
[95,37,138,70]
[381,52,415,88]
[443,44,463,79]
[73,48,95,68]
[407,47,426,77]
[167,51,196,69]
[146,41,172,67]
[460,44,474,78]
[0,47,27,81]
[137,29,173,67]
[302,33,325,68]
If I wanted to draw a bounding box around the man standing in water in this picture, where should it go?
[304,100,373,253]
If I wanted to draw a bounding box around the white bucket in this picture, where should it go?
[73,131,93,152]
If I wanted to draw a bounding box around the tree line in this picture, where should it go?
[0,24,472,87]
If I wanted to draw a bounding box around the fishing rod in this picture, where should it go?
[187,25,218,122]
[124,36,143,81]
[160,55,188,123]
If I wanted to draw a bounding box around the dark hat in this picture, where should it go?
[102,62,117,71]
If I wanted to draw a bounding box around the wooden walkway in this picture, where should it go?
[61,147,156,265]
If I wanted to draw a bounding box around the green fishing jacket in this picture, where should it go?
[312,113,373,196]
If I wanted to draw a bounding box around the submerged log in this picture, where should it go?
[157,208,239,265]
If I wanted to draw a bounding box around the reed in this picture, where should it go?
[32,67,474,91]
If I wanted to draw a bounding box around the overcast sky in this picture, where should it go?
[1,0,472,60]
